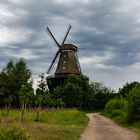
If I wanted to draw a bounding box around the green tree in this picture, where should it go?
[3,95,13,117]
[89,82,115,109]
[52,74,95,110]
[13,58,32,107]
[0,60,14,107]
[0,58,32,108]
[127,85,140,122]
[35,94,44,121]
[118,81,140,98]
[19,84,34,121]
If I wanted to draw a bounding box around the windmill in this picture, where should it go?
[46,25,88,92]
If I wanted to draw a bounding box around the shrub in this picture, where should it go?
[105,97,128,113]
[127,86,140,122]
[0,125,28,140]
[104,97,128,121]
[111,110,128,122]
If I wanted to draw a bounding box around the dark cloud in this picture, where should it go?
[0,0,140,90]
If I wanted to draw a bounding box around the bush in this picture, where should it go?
[127,86,140,122]
[105,97,128,113]
[104,97,128,122]
[111,110,128,122]
[0,125,28,140]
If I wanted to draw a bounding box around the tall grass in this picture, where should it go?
[0,125,28,140]
[0,109,88,140]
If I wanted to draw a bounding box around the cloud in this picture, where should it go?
[0,0,140,90]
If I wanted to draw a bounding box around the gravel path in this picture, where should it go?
[80,113,138,140]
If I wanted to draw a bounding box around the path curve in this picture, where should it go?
[80,113,138,140]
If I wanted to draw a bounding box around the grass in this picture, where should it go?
[0,108,88,140]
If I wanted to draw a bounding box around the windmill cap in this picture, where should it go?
[60,44,78,51]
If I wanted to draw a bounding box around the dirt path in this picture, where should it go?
[80,113,138,140]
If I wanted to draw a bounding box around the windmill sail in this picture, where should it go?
[47,51,59,74]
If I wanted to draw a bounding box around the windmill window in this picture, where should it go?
[63,61,66,64]
[64,55,67,58]
[62,67,66,70]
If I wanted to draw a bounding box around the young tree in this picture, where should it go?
[3,95,13,117]
[35,94,44,121]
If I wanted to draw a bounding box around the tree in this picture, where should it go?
[0,87,5,107]
[62,82,83,107]
[88,82,115,110]
[19,84,34,121]
[52,74,96,110]
[35,94,44,121]
[3,95,13,117]
[0,58,32,108]
[127,85,140,122]
[0,60,14,107]
[13,58,32,107]
[19,85,27,121]
[118,81,140,98]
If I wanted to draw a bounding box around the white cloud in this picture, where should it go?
[80,52,114,65]
[1,48,39,60]
[0,4,15,17]
[55,0,90,4]
[8,0,29,5]
[13,49,39,60]
[0,26,32,45]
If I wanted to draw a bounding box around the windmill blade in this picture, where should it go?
[46,27,61,48]
[47,51,59,74]
[61,25,72,46]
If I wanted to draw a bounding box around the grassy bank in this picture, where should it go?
[0,109,88,140]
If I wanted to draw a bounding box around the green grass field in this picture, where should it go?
[0,109,88,140]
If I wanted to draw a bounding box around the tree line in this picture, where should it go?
[0,58,116,111]
[1,58,140,123]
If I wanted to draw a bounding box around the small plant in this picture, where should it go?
[0,125,29,140]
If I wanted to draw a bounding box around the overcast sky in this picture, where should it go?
[0,0,140,91]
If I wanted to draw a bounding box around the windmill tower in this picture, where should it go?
[46,25,87,92]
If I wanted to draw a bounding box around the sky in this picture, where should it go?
[0,0,140,91]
